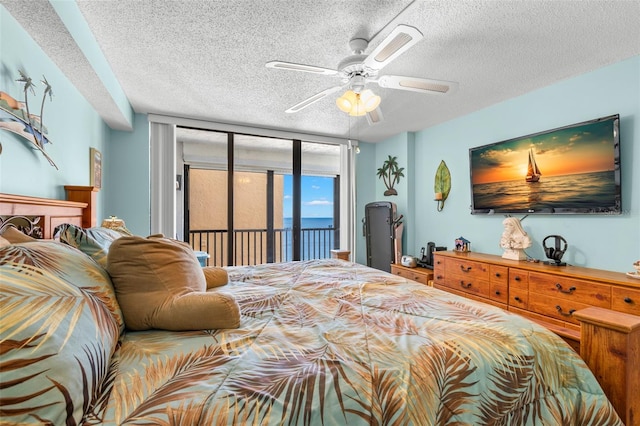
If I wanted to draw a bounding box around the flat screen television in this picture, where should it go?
[469,114,621,215]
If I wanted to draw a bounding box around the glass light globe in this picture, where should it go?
[336,90,357,113]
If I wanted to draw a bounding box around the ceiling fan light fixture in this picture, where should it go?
[336,90,358,113]
[360,89,381,111]
[336,89,380,116]
[349,107,367,117]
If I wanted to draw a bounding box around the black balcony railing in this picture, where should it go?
[189,227,337,266]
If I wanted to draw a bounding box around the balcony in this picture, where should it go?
[189,226,338,266]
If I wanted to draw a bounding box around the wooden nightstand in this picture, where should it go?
[390,264,434,286]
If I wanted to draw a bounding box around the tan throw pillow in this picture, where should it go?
[1,226,37,243]
[203,266,229,288]
[106,235,240,331]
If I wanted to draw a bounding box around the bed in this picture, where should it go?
[0,192,625,425]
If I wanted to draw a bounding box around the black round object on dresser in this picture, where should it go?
[543,235,568,266]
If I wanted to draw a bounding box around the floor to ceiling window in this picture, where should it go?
[299,141,341,260]
[232,134,291,265]
[178,127,343,266]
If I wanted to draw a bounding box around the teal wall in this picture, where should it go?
[357,56,640,272]
[0,6,110,204]
[1,5,151,234]
[105,115,150,236]
[356,132,419,265]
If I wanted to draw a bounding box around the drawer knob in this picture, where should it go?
[514,276,521,282]
[436,275,443,280]
[460,265,472,272]
[495,290,501,295]
[495,272,501,278]
[460,281,472,289]
[555,283,576,294]
[624,297,633,304]
[514,296,522,302]
[555,305,576,317]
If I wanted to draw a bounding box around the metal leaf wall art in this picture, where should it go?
[434,160,451,211]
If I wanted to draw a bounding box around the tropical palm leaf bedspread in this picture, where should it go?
[0,244,622,425]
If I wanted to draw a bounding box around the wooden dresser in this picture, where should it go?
[433,250,640,425]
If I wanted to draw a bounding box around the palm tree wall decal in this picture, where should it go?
[38,75,53,146]
[0,70,58,169]
[377,155,404,196]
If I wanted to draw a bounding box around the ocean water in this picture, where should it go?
[282,217,336,261]
[472,170,619,213]
[283,217,334,229]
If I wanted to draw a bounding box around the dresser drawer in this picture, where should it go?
[509,289,529,309]
[528,294,593,325]
[390,264,432,286]
[528,272,611,308]
[509,268,529,290]
[490,281,509,304]
[611,286,640,316]
[445,258,490,281]
[434,284,506,310]
[490,265,509,285]
[440,274,491,299]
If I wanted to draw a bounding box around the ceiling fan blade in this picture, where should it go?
[285,86,343,113]
[363,25,423,71]
[376,75,459,95]
[266,61,338,76]
[366,107,383,125]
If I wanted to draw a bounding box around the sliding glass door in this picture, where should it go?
[181,129,229,265]
[180,127,341,266]
[298,141,341,261]
[233,135,291,265]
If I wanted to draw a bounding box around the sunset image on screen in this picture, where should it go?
[469,116,620,214]
[471,120,616,185]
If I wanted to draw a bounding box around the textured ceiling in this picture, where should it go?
[3,0,640,142]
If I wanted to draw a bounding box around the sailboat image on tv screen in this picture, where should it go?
[526,148,541,182]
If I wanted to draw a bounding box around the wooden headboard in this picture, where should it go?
[0,186,97,239]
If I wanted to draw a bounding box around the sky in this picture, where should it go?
[283,175,334,218]
[470,116,618,185]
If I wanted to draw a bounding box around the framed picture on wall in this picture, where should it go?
[90,147,102,189]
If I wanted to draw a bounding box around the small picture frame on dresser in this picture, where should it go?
[454,236,471,252]
[90,148,102,189]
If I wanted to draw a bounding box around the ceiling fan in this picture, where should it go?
[266,24,458,124]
